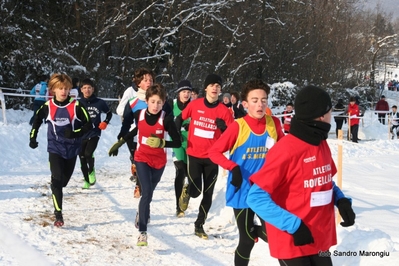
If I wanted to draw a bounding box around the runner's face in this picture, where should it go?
[138,74,154,90]
[191,92,198,100]
[179,90,191,103]
[146,95,164,115]
[53,86,70,102]
[205,83,221,102]
[223,97,230,104]
[81,85,94,98]
[242,89,268,119]
[231,95,237,104]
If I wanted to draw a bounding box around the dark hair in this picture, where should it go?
[72,77,80,88]
[133,68,155,87]
[145,83,166,101]
[286,102,294,107]
[39,74,49,82]
[80,78,95,89]
[230,91,240,101]
[192,88,199,94]
[240,79,270,101]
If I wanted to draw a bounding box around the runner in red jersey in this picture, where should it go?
[247,86,356,266]
[128,84,181,246]
[176,74,234,239]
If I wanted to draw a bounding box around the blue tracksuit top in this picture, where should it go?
[79,94,110,139]
[30,81,48,101]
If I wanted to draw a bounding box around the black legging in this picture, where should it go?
[49,153,77,212]
[278,254,332,266]
[174,160,187,211]
[378,114,386,125]
[233,208,267,266]
[350,124,359,143]
[79,136,99,183]
[334,118,344,138]
[187,155,218,227]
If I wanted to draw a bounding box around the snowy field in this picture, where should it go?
[1,100,399,265]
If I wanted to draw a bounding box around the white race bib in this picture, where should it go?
[194,128,215,139]
[310,188,332,207]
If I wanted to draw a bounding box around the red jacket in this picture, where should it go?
[375,99,389,112]
[347,103,360,126]
[250,134,337,259]
[182,98,234,158]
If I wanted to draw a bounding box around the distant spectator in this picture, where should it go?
[281,102,294,134]
[375,95,389,124]
[333,99,346,138]
[230,91,246,119]
[222,93,232,106]
[29,74,49,125]
[70,77,80,98]
[222,93,234,117]
[191,88,199,100]
[346,96,364,143]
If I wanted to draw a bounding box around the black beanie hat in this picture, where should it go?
[176,80,192,93]
[294,85,332,121]
[204,74,222,89]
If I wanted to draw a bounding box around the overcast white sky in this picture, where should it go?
[361,0,399,19]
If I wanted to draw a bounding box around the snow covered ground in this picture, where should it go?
[1,98,399,265]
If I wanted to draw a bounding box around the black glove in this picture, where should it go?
[117,132,125,140]
[230,166,243,193]
[215,118,227,132]
[175,114,183,132]
[29,138,38,149]
[337,198,356,227]
[292,221,314,246]
[182,122,189,132]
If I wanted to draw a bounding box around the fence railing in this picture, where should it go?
[0,87,120,124]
